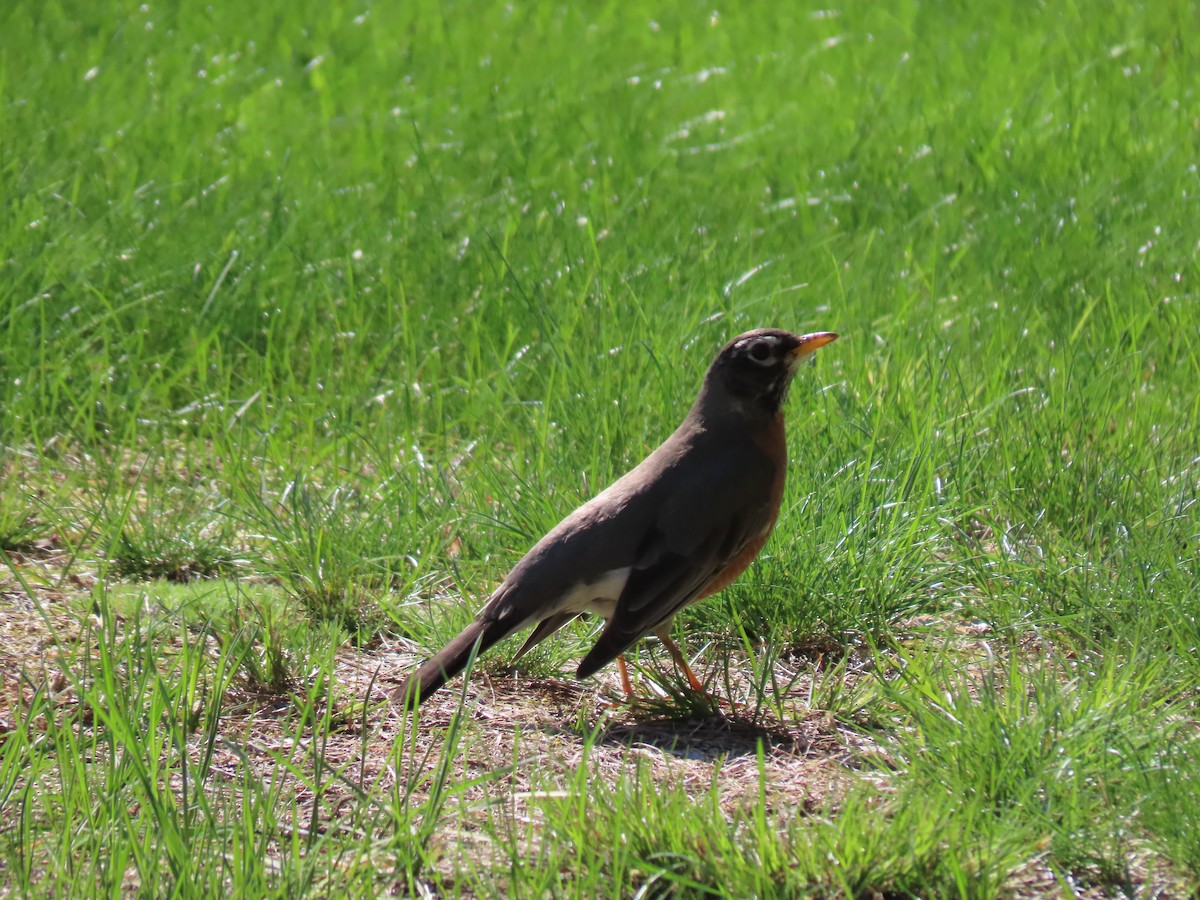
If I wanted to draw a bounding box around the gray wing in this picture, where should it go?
[574,446,779,679]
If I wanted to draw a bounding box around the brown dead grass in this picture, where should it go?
[0,552,879,893]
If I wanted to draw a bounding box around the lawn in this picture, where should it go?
[2,0,1199,895]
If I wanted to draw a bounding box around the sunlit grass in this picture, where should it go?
[2,0,1198,894]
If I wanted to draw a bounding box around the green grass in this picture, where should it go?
[3,0,1199,895]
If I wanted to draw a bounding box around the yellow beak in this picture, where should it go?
[789,331,839,365]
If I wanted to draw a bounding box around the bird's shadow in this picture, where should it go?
[525,677,831,762]
[594,713,807,762]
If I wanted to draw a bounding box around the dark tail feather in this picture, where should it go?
[511,611,579,663]
[394,619,507,709]
[575,618,642,681]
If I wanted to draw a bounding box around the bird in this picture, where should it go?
[395,328,838,708]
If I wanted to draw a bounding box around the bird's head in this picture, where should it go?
[700,328,838,417]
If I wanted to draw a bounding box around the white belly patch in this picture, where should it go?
[557,566,631,621]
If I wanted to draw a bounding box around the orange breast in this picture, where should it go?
[698,530,772,599]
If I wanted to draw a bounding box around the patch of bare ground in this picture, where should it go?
[334,634,884,888]
[0,551,91,737]
[1002,848,1188,900]
[0,559,877,890]
[2,561,1196,896]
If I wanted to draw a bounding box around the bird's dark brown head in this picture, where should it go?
[700,328,838,417]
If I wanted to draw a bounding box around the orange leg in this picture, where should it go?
[616,654,634,697]
[657,631,706,694]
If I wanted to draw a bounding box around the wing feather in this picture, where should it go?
[575,457,775,680]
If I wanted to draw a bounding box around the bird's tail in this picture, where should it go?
[394,618,508,709]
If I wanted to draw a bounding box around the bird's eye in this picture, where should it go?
[748,340,773,363]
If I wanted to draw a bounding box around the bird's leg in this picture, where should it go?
[616,654,634,697]
[655,630,706,694]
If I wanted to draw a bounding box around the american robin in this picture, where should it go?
[395,328,838,708]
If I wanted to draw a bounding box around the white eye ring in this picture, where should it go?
[746,338,774,364]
